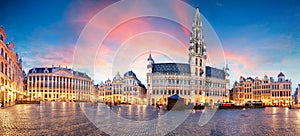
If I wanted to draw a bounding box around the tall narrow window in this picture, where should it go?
[200,59,202,67]
[0,62,2,73]
[195,58,198,65]
[199,69,202,76]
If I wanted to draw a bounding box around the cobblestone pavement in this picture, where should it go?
[1,102,300,136]
[0,102,107,136]
[168,108,300,136]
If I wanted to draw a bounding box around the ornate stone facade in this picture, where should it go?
[146,7,229,105]
[26,66,93,102]
[232,72,292,106]
[0,26,24,107]
[293,84,300,104]
[97,71,147,104]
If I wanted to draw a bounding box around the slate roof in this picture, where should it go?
[205,66,225,80]
[28,67,90,79]
[246,77,255,82]
[152,63,191,75]
[124,70,145,88]
[124,70,137,77]
[152,63,225,79]
[168,94,183,99]
[278,72,285,77]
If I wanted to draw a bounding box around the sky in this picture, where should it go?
[0,0,299,92]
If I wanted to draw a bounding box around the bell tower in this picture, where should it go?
[189,7,206,77]
[147,52,154,73]
[146,52,154,105]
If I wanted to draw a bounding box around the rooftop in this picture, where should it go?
[27,66,91,79]
[152,63,191,75]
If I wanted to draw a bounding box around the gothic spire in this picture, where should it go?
[191,6,203,41]
[189,6,207,63]
[147,51,154,62]
[193,7,202,28]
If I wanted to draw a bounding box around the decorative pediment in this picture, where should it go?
[53,70,73,77]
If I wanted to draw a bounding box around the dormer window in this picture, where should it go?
[32,68,36,73]
[44,68,49,73]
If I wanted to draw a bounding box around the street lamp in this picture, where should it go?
[1,86,5,107]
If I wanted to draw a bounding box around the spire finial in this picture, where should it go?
[225,61,229,69]
[148,50,153,61]
[192,6,202,28]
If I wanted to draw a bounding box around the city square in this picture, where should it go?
[1,0,300,135]
[1,102,300,135]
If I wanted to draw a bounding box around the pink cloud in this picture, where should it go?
[92,17,192,76]
[172,1,190,33]
[23,44,75,71]
[104,18,154,44]
[66,0,215,84]
[224,49,284,85]
[66,0,117,32]
[224,50,256,70]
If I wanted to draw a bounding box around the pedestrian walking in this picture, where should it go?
[156,103,160,110]
[109,102,112,110]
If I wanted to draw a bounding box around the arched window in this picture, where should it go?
[5,64,7,75]
[200,59,202,67]
[195,44,198,53]
[199,69,202,76]
[195,58,198,65]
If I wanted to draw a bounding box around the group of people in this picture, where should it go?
[105,102,121,109]
[104,101,162,111]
